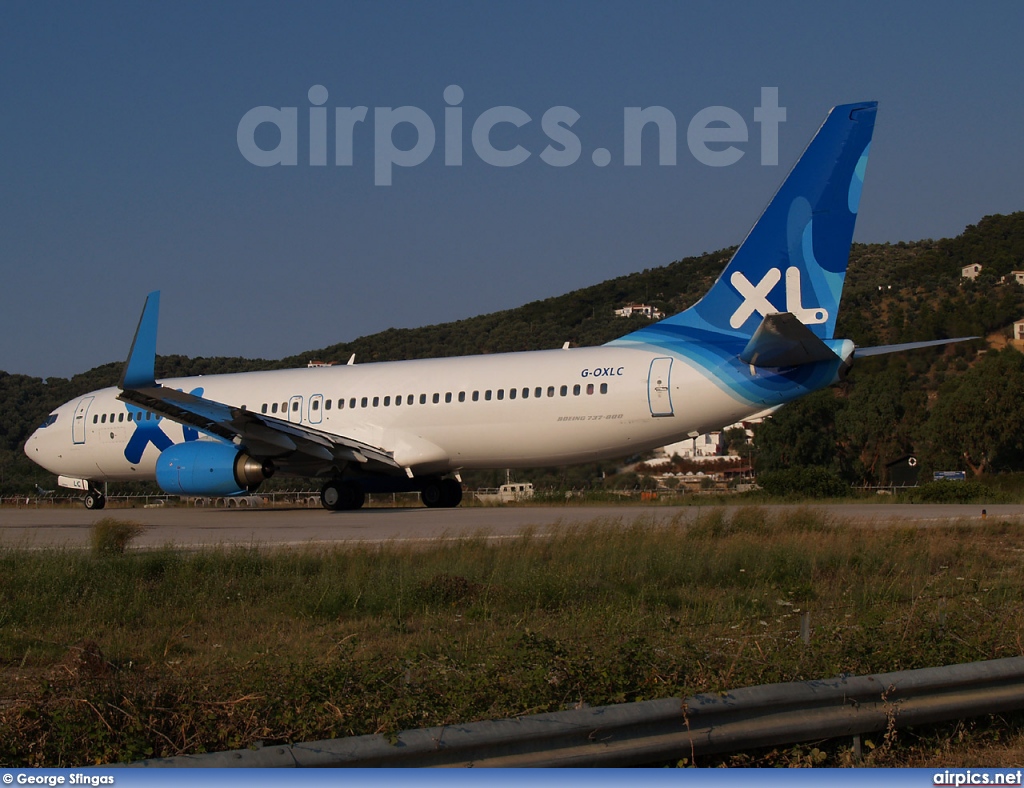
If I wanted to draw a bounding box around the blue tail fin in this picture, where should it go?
[611,101,876,348]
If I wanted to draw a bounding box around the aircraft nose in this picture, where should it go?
[24,428,41,460]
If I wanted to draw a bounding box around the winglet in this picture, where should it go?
[119,291,160,389]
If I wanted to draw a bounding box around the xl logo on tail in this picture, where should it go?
[729,267,827,329]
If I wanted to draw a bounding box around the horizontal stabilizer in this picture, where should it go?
[853,337,979,358]
[739,312,841,368]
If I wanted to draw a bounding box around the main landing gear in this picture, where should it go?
[320,480,366,511]
[318,477,464,511]
[420,478,463,509]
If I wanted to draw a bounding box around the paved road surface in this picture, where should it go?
[0,503,1017,549]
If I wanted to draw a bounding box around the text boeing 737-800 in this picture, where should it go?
[24,102,967,510]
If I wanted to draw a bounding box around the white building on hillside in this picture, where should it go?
[614,303,664,320]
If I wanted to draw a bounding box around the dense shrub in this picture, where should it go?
[757,467,849,499]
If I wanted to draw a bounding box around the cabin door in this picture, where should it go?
[288,395,304,424]
[73,396,94,444]
[647,357,674,417]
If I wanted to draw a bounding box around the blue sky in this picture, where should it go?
[2,1,1022,379]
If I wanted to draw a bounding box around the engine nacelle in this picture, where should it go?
[155,441,273,497]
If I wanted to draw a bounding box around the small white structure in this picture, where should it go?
[961,264,983,280]
[614,304,664,320]
[475,482,534,504]
[307,360,336,368]
[662,432,725,460]
[1013,320,1024,341]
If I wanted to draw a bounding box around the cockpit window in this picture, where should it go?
[38,413,58,429]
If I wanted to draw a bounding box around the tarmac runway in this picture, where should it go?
[0,502,1019,549]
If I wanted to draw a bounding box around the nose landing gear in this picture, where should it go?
[83,490,106,510]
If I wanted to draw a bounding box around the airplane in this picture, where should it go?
[24,101,969,511]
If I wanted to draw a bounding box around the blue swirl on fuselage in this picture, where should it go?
[123,387,204,464]
[616,324,843,408]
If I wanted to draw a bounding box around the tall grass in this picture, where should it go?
[1,507,1023,765]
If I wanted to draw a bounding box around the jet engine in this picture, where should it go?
[155,441,273,497]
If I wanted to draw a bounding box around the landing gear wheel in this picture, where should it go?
[84,492,106,510]
[320,480,365,511]
[421,478,463,508]
[441,478,463,507]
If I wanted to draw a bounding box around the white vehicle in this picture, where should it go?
[475,482,535,504]
[24,101,967,511]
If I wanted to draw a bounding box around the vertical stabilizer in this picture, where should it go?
[612,102,876,348]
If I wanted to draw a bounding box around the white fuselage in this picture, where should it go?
[26,345,757,483]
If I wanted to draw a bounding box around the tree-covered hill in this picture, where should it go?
[3,211,1023,493]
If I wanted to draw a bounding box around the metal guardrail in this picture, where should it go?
[125,656,1024,768]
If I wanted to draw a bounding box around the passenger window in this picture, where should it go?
[600,383,608,394]
[458,392,466,402]
[101,414,107,423]
[272,403,278,413]
[312,400,320,411]
[420,394,427,404]
[497,389,505,400]
[560,385,568,396]
[373,397,380,407]
[445,392,452,403]
[325,400,331,410]
[407,395,414,405]
[395,395,402,406]
[573,385,581,396]
[261,404,268,414]
[534,387,542,398]
[292,401,299,412]
[509,389,516,400]
[472,391,479,401]
[361,397,368,408]
[118,413,124,422]
[547,386,555,397]
[93,415,98,424]
[384,396,391,406]
[587,384,594,395]
[432,393,440,404]
[485,390,492,401]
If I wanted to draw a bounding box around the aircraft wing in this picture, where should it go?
[116,292,400,472]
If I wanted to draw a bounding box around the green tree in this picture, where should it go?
[752,390,844,475]
[920,348,1024,475]
[836,362,926,484]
